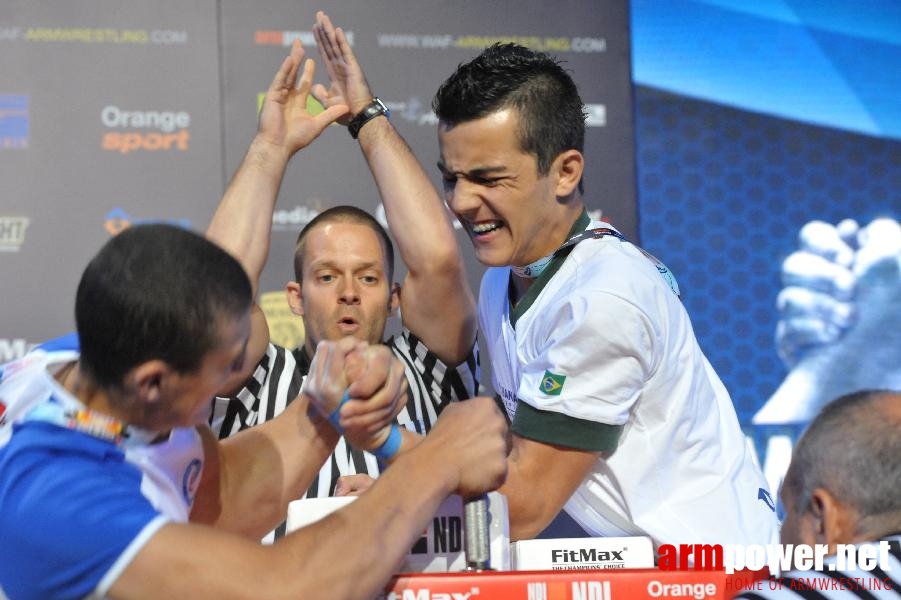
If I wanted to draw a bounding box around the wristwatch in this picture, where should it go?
[347,97,390,139]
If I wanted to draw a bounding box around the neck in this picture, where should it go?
[54,361,129,423]
[511,206,589,282]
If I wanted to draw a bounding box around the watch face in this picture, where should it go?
[349,98,389,138]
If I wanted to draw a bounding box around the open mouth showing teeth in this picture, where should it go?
[472,222,501,235]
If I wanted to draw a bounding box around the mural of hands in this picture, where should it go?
[755,217,901,425]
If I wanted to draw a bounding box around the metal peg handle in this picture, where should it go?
[463,494,491,571]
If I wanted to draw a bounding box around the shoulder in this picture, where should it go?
[0,425,158,543]
[0,427,165,598]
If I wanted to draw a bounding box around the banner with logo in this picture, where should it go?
[0,1,222,358]
[218,0,636,318]
[0,1,635,382]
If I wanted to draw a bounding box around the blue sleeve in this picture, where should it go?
[0,428,166,600]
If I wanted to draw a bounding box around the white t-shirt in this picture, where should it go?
[480,216,778,548]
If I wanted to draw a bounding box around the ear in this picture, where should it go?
[388,282,401,318]
[128,360,172,405]
[553,149,584,198]
[286,281,304,316]
[809,487,858,549]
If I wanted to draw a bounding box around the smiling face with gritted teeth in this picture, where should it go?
[437,108,582,269]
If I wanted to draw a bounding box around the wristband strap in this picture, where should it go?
[328,390,351,432]
[373,423,402,462]
[347,97,390,139]
[328,391,401,461]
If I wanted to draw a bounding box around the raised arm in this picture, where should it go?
[206,40,349,392]
[312,12,477,364]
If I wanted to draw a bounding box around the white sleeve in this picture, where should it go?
[517,289,659,426]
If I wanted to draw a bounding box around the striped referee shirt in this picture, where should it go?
[735,534,900,599]
[208,329,479,540]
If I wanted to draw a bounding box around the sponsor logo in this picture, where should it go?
[0,94,29,149]
[522,581,612,600]
[260,290,305,350]
[647,580,716,599]
[658,541,895,575]
[101,105,191,154]
[376,34,606,53]
[271,205,320,232]
[182,458,202,504]
[550,548,627,570]
[0,217,29,251]
[410,515,463,555]
[0,338,35,362]
[0,27,186,45]
[254,30,354,47]
[382,98,438,126]
[540,371,566,396]
[104,208,190,236]
[384,588,480,600]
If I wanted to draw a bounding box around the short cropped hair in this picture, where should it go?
[293,206,395,283]
[75,224,252,388]
[433,43,586,187]
[783,389,901,527]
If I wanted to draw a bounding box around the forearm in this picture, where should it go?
[357,118,460,273]
[357,117,476,361]
[272,437,458,597]
[207,136,293,295]
[126,440,458,600]
[202,394,340,538]
[498,437,600,541]
[497,455,560,540]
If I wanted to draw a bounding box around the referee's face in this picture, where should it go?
[291,222,398,357]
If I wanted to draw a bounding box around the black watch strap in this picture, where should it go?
[348,97,390,139]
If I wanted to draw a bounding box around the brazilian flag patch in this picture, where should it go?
[540,370,566,396]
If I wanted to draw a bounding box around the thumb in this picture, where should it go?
[316,103,350,128]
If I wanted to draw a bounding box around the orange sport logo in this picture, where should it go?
[100,104,191,154]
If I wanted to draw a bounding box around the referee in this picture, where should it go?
[205,35,479,540]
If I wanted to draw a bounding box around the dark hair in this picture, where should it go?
[433,43,586,189]
[75,224,252,388]
[783,389,901,530]
[293,206,395,283]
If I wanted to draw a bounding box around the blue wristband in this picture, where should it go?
[373,423,402,462]
[328,390,351,432]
